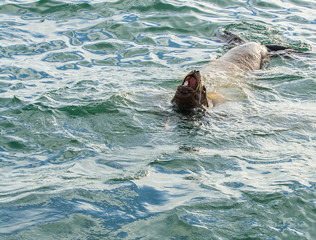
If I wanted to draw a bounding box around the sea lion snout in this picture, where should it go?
[177,85,194,94]
[182,70,200,90]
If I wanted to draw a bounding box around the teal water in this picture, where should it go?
[0,0,315,239]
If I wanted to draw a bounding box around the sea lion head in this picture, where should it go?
[172,70,209,109]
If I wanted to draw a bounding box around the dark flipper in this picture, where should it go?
[214,29,246,45]
[265,44,289,52]
[265,44,307,59]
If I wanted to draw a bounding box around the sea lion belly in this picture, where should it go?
[216,42,268,71]
[201,42,268,76]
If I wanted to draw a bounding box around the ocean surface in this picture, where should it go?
[0,0,315,239]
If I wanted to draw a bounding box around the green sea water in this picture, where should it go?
[0,0,315,239]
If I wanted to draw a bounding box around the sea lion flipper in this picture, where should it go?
[265,44,289,52]
[214,29,246,46]
[207,92,227,107]
[265,44,306,58]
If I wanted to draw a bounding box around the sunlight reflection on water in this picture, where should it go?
[0,0,315,239]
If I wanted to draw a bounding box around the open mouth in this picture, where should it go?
[183,75,197,89]
[172,70,207,108]
[181,70,201,91]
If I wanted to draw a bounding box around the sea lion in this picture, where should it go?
[172,41,269,109]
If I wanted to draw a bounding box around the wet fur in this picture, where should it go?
[172,42,269,108]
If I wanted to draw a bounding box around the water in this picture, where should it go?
[0,0,315,239]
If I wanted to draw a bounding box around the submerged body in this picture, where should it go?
[172,42,269,109]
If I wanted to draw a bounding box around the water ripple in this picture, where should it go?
[0,0,315,239]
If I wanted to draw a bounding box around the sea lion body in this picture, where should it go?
[202,42,268,76]
[172,42,269,109]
